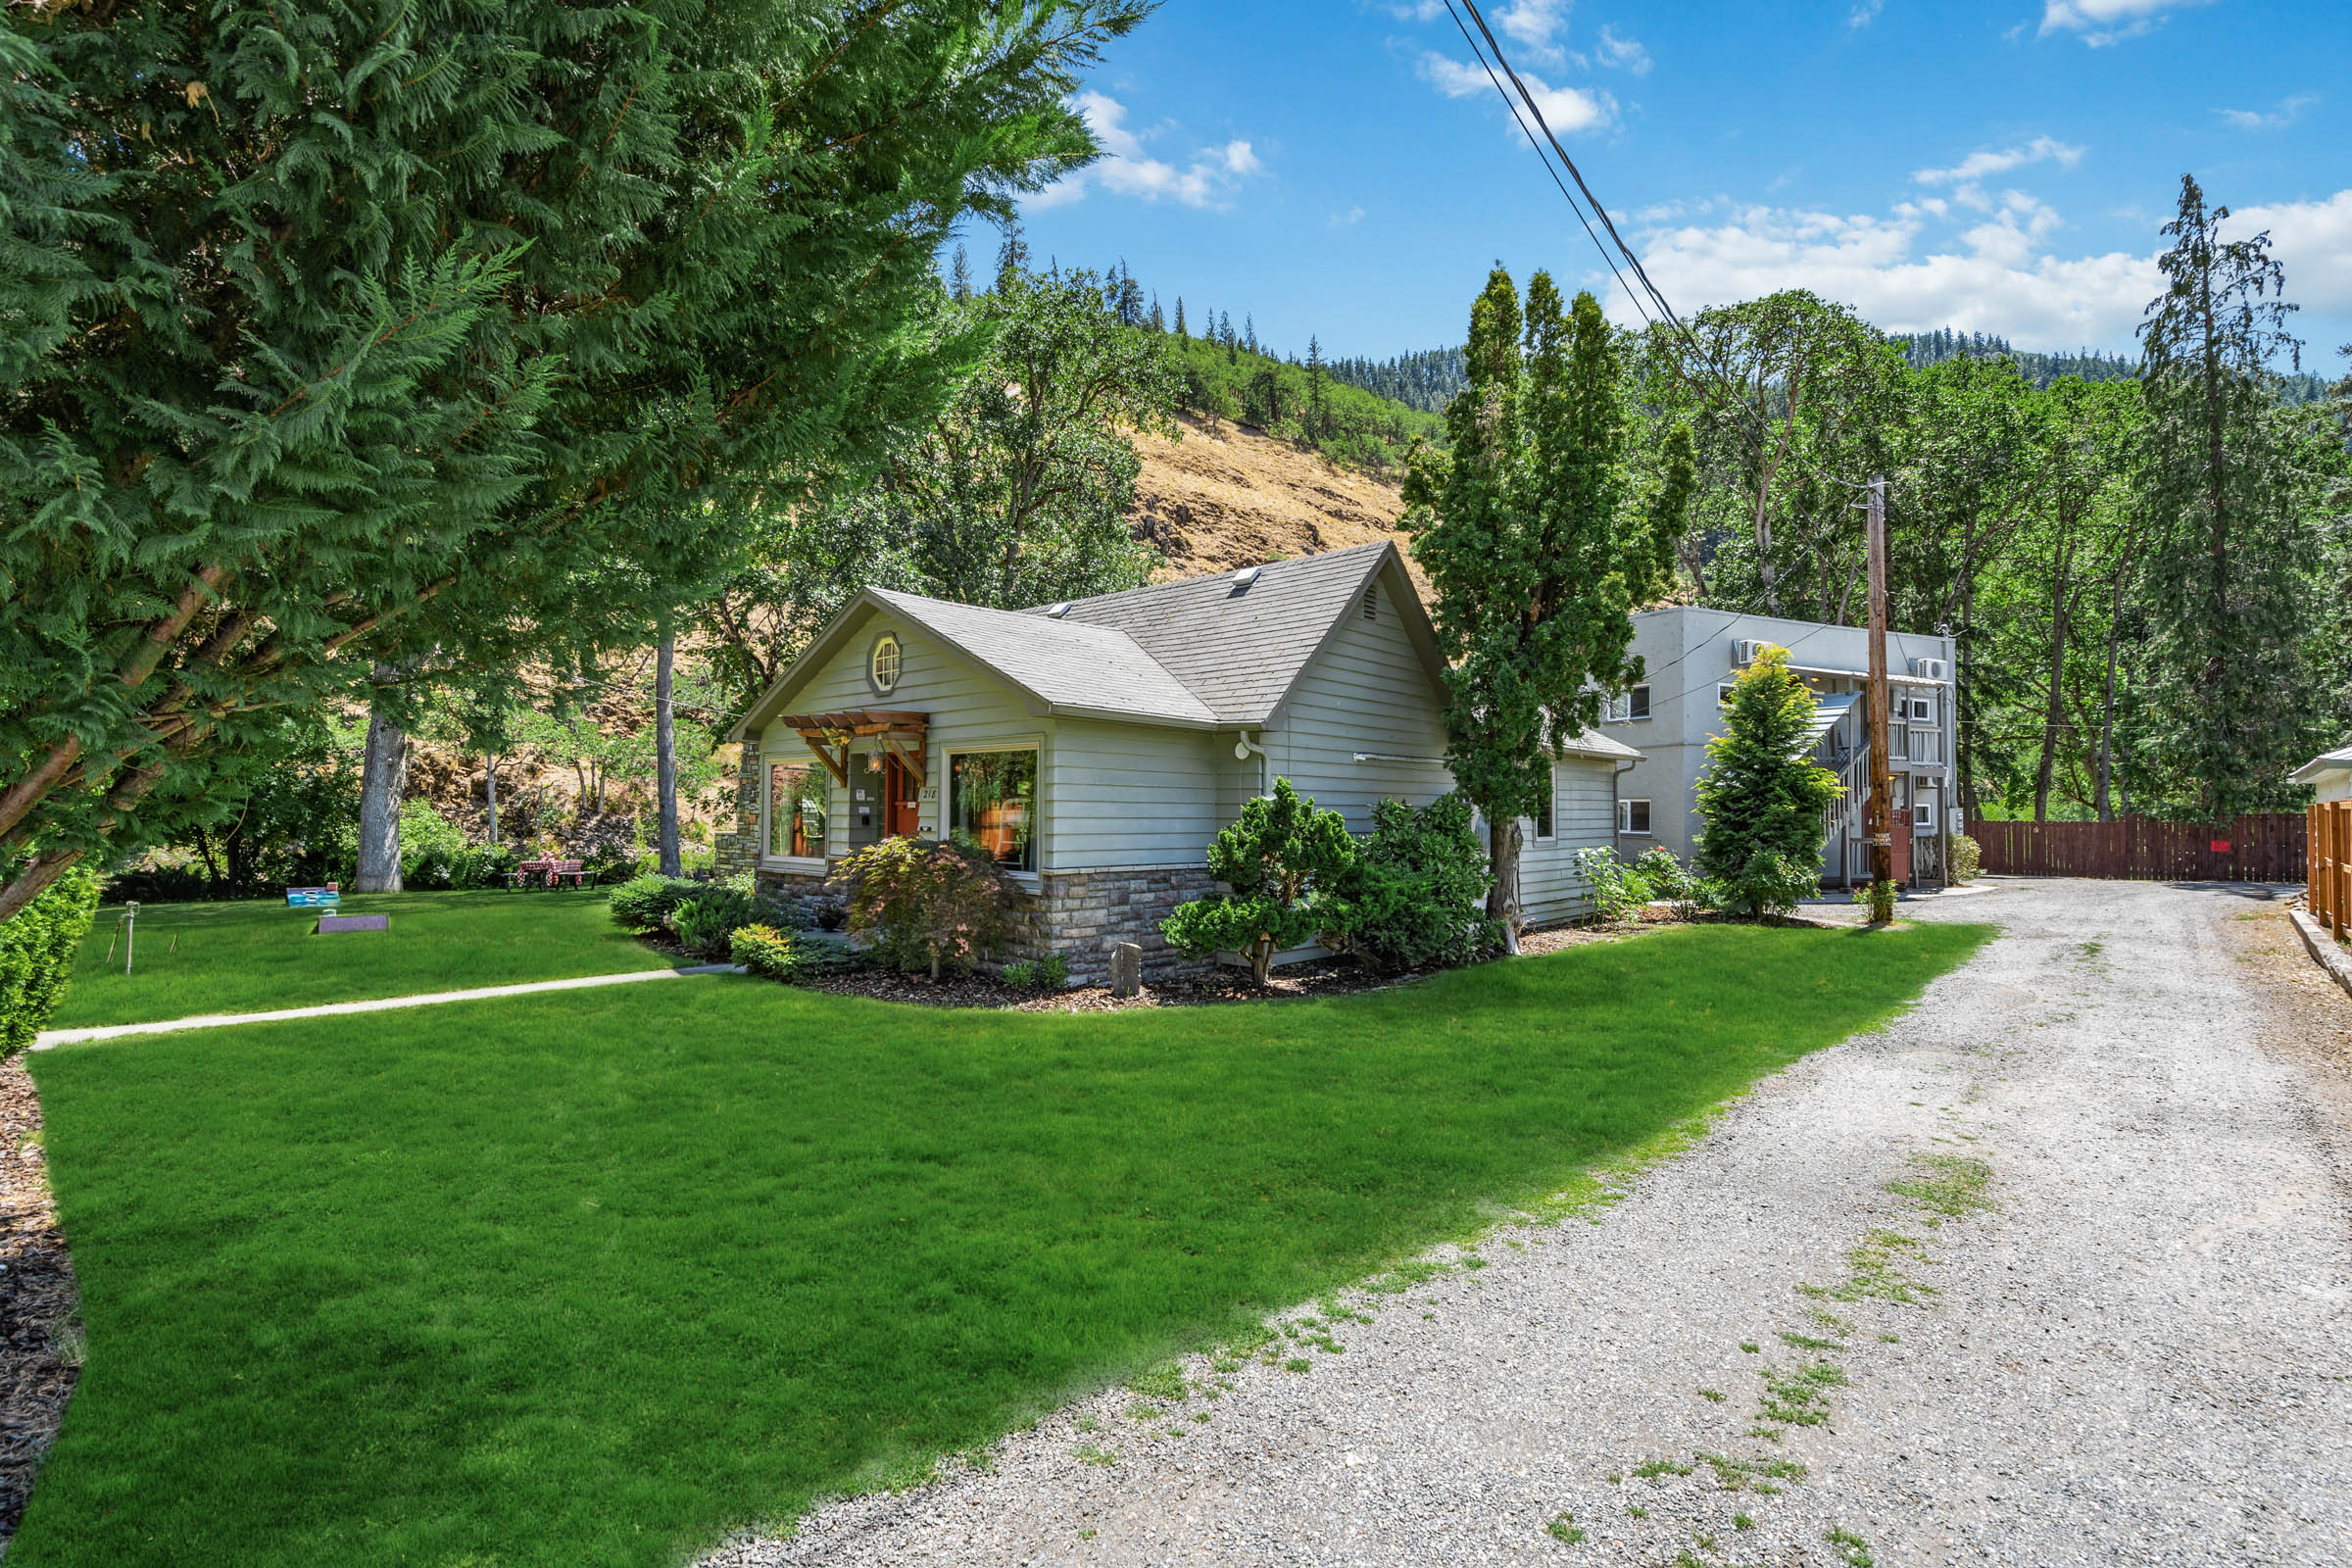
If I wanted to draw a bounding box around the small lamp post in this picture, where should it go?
[121,900,140,974]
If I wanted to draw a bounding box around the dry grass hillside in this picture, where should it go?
[1128,415,1423,593]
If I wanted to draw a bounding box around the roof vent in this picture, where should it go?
[1232,564,1261,587]
[1045,602,1071,618]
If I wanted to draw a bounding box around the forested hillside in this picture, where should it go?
[1891,327,2334,403]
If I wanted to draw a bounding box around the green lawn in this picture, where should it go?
[48,891,673,1029]
[22,921,1988,1568]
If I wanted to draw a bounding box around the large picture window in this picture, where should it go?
[949,749,1037,871]
[766,762,827,859]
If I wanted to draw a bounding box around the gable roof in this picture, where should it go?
[729,541,1446,741]
[729,587,1217,740]
[2292,745,2352,782]
[1041,540,1438,726]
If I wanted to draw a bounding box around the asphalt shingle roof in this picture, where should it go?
[868,588,1218,727]
[1039,541,1396,725]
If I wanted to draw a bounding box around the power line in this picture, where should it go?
[1445,0,1876,495]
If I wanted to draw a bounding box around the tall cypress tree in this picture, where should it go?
[1404,270,1689,947]
[2132,174,2325,818]
[1173,297,1188,337]
[950,245,975,304]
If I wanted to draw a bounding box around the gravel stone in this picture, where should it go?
[700,879,2352,1567]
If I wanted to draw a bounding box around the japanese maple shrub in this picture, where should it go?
[1693,646,1843,917]
[835,838,1010,980]
[1161,779,1356,986]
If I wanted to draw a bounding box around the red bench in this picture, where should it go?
[508,858,587,889]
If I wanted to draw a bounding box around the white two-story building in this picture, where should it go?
[1593,607,1960,888]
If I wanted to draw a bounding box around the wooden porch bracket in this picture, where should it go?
[778,710,929,788]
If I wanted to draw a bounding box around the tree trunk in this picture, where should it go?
[2095,552,2129,822]
[356,692,409,893]
[1249,934,1274,987]
[657,635,681,878]
[485,755,501,846]
[1490,814,1523,956]
[2034,535,2075,822]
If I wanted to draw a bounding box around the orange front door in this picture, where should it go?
[883,756,922,839]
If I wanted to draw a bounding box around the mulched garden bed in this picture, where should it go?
[638,920,1666,1012]
[0,1056,79,1552]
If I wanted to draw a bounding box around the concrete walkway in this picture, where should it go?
[33,964,739,1050]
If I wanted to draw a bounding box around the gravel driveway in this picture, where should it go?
[706,879,2352,1568]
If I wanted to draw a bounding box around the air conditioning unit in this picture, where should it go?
[1733,639,1769,667]
[1909,657,1948,680]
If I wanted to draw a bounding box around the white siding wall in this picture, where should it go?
[1267,592,1453,830]
[1518,758,1618,924]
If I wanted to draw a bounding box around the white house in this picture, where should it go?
[720,542,1638,983]
[1592,606,1960,888]
[2293,746,2352,804]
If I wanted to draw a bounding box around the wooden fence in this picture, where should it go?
[2314,801,2351,940]
[1964,813,2309,882]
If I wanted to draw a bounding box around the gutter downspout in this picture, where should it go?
[1612,759,1639,859]
[1236,732,1269,797]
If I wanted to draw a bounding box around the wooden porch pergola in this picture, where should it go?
[776,710,929,787]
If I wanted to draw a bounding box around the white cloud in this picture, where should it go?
[2038,0,2209,46]
[1912,135,2084,187]
[1613,200,2159,347]
[2219,93,2318,130]
[1330,205,1368,227]
[1421,51,1616,135]
[1498,0,1575,66]
[2227,189,2352,314]
[1594,24,1650,74]
[1848,0,1886,26]
[1035,92,1267,211]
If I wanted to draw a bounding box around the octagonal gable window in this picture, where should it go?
[868,632,903,696]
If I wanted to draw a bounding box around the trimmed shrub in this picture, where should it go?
[1949,833,1982,884]
[1692,646,1842,917]
[1163,779,1357,986]
[1,865,101,1055]
[608,875,704,933]
[833,837,1010,979]
[668,889,760,958]
[1001,954,1069,990]
[730,924,798,981]
[1325,792,1494,973]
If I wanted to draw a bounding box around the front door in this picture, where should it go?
[883,755,922,839]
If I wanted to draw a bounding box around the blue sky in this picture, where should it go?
[997,0,2352,367]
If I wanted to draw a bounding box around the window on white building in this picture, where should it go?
[1617,798,1652,834]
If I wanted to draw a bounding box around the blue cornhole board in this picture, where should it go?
[316,914,387,934]
[286,887,340,908]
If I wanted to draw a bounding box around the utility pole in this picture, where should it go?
[1866,476,1894,923]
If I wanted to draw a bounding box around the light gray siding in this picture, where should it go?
[1041,719,1225,869]
[1266,589,1453,831]
[755,608,1042,861]
[1518,757,1619,924]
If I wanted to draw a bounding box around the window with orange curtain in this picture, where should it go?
[947,749,1036,871]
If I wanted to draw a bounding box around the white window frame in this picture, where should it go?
[1617,798,1652,835]
[944,742,1043,881]
[1906,695,1935,724]
[867,630,904,697]
[1718,682,1738,707]
[1912,800,1936,831]
[760,755,831,869]
[1605,685,1652,724]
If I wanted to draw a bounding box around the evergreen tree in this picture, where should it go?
[1402,270,1689,948]
[997,219,1031,291]
[1304,334,1329,440]
[0,0,1148,920]
[1244,314,1259,355]
[2131,174,2324,818]
[1692,646,1844,916]
[950,245,974,304]
[1149,292,1164,332]
[1174,297,1188,338]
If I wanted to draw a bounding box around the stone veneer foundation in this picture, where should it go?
[723,746,1218,987]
